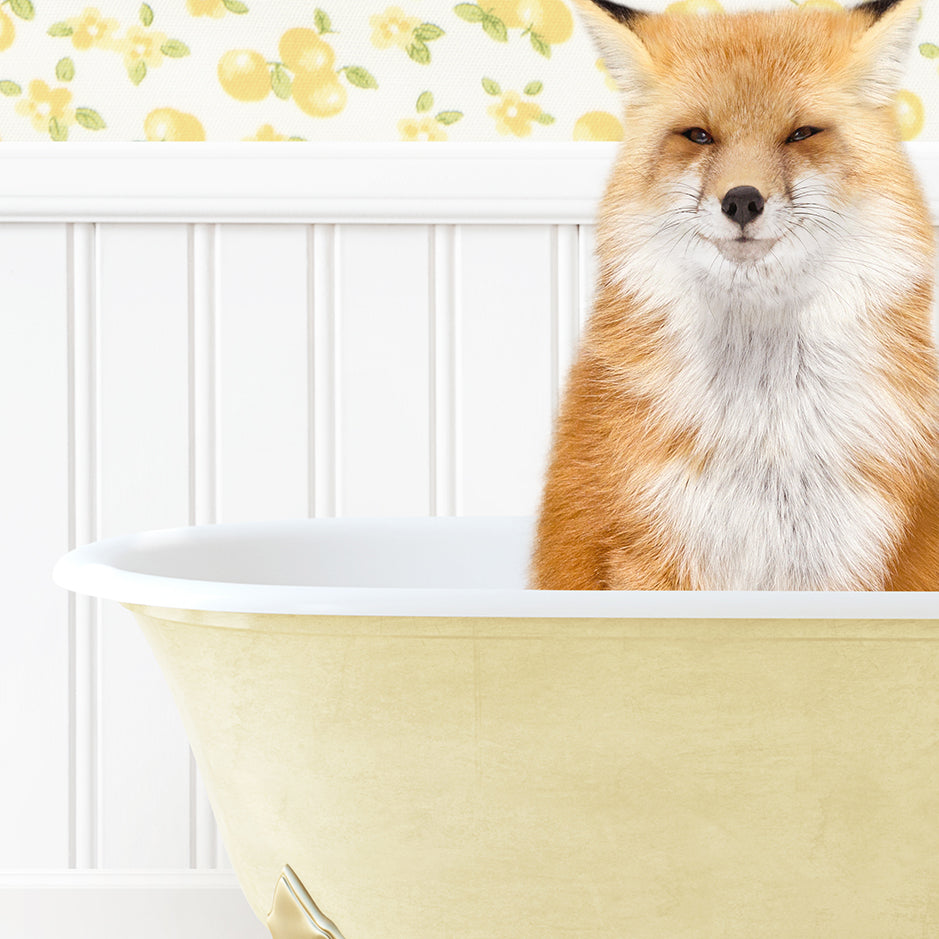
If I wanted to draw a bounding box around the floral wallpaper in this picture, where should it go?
[0,0,936,142]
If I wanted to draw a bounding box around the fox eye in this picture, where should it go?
[682,127,714,145]
[786,125,822,143]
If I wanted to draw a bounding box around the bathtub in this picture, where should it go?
[53,516,939,938]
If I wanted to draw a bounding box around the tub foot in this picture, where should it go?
[266,865,346,939]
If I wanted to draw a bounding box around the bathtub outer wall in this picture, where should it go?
[127,603,939,938]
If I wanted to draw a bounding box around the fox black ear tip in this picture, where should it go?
[582,0,648,28]
[852,0,917,18]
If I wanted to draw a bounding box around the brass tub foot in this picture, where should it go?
[267,865,346,939]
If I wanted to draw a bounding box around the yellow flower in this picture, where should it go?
[187,0,227,16]
[487,90,541,137]
[398,116,447,141]
[369,6,419,50]
[69,7,120,50]
[16,80,74,134]
[246,124,287,141]
[113,25,167,71]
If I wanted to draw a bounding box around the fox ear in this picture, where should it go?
[570,0,655,99]
[849,0,922,105]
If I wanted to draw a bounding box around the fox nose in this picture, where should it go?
[721,185,764,228]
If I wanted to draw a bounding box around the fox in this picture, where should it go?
[531,0,939,590]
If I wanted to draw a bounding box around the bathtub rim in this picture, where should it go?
[52,516,939,619]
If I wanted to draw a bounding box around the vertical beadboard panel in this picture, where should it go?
[70,223,99,871]
[188,224,222,871]
[336,225,431,516]
[0,224,70,868]
[216,225,309,523]
[97,224,191,869]
[430,225,458,517]
[457,225,554,517]
[310,225,338,518]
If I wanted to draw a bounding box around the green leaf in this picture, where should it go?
[530,32,550,57]
[223,0,249,11]
[271,64,291,99]
[481,14,508,42]
[10,0,34,21]
[75,107,106,130]
[416,90,434,113]
[535,111,555,125]
[161,39,190,57]
[407,40,430,64]
[919,41,939,58]
[49,117,68,141]
[314,8,335,34]
[341,66,378,89]
[523,80,543,96]
[0,81,21,96]
[481,77,501,96]
[140,3,154,26]
[128,60,147,84]
[454,3,485,23]
[56,58,76,82]
[288,136,307,141]
[414,22,444,42]
[435,110,462,125]
[48,21,74,37]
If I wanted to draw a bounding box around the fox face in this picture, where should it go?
[574,0,932,314]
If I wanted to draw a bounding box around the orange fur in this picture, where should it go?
[532,0,939,590]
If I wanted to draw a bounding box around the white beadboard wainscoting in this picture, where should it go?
[2,142,938,939]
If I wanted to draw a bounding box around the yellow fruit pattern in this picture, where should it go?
[144,107,205,140]
[666,0,724,14]
[0,1,933,141]
[793,0,843,9]
[217,10,377,123]
[188,0,249,17]
[455,0,572,57]
[573,110,622,141]
[894,88,925,141]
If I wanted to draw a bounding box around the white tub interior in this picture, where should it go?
[52,515,939,620]
[75,516,534,589]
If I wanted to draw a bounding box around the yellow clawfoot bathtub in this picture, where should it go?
[54,517,939,938]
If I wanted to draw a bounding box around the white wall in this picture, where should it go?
[0,142,610,939]
[0,142,937,938]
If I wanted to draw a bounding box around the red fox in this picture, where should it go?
[532,0,939,590]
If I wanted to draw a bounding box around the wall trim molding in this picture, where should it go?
[2,141,939,223]
[0,871,265,939]
[0,869,241,888]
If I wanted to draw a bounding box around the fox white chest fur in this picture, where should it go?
[623,192,929,590]
[643,295,903,590]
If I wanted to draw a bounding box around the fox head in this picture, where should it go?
[572,0,933,314]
